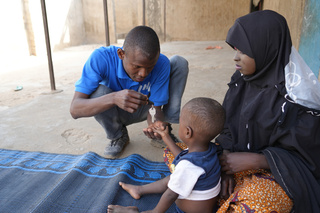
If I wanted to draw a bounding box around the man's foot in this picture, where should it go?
[104,128,129,158]
[107,205,139,213]
[119,182,142,200]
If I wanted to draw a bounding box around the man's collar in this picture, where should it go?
[117,61,131,79]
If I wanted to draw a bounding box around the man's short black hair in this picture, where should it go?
[123,26,160,59]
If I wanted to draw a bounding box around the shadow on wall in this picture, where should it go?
[54,0,86,51]
[21,0,36,56]
[20,0,94,56]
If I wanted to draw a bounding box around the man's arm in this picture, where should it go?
[70,90,149,119]
[70,91,115,119]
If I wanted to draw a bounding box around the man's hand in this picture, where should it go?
[114,90,148,113]
[70,90,148,119]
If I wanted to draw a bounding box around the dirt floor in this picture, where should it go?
[0,41,235,162]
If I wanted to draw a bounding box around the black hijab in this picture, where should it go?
[226,10,292,87]
[217,10,320,212]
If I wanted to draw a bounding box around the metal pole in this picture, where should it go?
[40,0,56,91]
[163,0,166,41]
[142,0,145,25]
[103,0,110,46]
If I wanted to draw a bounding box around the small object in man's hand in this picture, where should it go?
[149,105,156,123]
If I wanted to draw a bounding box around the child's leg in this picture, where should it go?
[120,176,170,199]
[107,205,139,213]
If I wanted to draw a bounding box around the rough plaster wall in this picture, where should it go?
[5,0,309,59]
[22,0,36,56]
[28,0,87,52]
[26,0,87,53]
[82,0,106,44]
[110,0,163,41]
[165,0,251,41]
[113,0,141,38]
[3,0,88,56]
[298,0,320,77]
[81,0,142,45]
[263,0,305,49]
[54,0,86,50]
[145,0,165,41]
[84,0,252,43]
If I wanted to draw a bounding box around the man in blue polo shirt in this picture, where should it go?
[70,26,189,158]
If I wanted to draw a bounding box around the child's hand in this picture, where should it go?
[151,121,170,138]
[143,121,169,140]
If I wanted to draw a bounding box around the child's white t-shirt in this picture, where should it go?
[167,160,221,200]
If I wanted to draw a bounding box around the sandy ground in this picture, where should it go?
[0,41,235,162]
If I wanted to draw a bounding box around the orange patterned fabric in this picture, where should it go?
[163,142,188,173]
[217,169,293,213]
[164,147,293,213]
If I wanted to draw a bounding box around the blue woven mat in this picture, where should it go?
[0,149,176,212]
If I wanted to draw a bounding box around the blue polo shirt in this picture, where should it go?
[75,46,170,106]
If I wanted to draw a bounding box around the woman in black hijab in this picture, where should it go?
[216,10,320,212]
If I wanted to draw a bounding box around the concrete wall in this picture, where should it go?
[2,0,318,60]
[1,0,88,57]
[165,0,250,41]
[263,0,305,49]
[2,0,252,58]
[298,0,320,78]
[81,0,144,45]
[82,0,106,44]
[108,0,251,42]
[263,0,320,77]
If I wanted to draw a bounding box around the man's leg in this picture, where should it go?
[163,55,189,123]
[150,55,188,148]
[90,85,149,157]
[90,85,124,140]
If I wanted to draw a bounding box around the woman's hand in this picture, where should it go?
[219,172,235,200]
[219,152,269,174]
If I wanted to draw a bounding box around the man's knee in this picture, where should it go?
[90,85,113,99]
[170,55,189,73]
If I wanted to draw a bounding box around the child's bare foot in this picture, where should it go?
[119,182,142,199]
[107,205,139,213]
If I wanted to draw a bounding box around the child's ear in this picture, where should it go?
[117,48,125,60]
[186,126,193,138]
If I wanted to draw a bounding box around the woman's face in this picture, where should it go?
[233,48,256,76]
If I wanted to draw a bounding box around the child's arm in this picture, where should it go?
[152,122,183,157]
[142,188,178,213]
